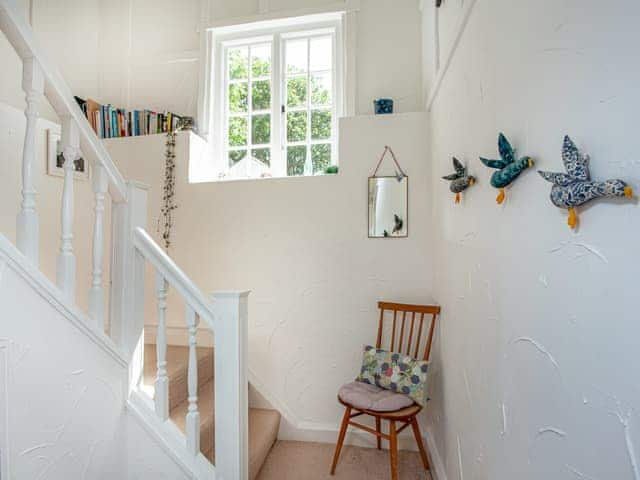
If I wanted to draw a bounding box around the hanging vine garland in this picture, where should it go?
[159,126,181,250]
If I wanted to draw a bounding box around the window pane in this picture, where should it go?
[311,73,332,106]
[229,149,247,166]
[228,117,247,146]
[311,110,331,140]
[252,80,271,111]
[309,36,332,72]
[228,47,248,80]
[312,144,331,173]
[287,77,307,108]
[287,146,306,176]
[251,44,271,78]
[252,114,271,145]
[286,39,307,74]
[252,148,271,166]
[228,83,248,113]
[287,111,307,142]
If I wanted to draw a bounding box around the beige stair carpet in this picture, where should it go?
[256,441,432,480]
[143,344,281,480]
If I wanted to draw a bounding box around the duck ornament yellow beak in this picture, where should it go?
[624,186,634,198]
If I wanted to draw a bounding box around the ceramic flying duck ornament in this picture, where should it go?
[442,157,476,204]
[480,133,534,204]
[538,136,633,229]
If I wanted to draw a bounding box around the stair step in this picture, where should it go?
[143,344,214,410]
[170,379,216,458]
[144,343,281,479]
[170,388,280,480]
[248,408,281,480]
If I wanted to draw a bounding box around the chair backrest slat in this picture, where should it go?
[390,310,397,351]
[376,302,440,361]
[413,313,425,359]
[406,312,416,356]
[398,311,407,353]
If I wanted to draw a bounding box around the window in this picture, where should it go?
[208,14,345,180]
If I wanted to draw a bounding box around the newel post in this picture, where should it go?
[212,290,250,480]
[17,57,44,265]
[110,181,148,389]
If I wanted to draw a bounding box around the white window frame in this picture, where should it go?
[202,12,350,179]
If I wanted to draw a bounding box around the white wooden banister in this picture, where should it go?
[0,0,127,203]
[16,56,43,266]
[154,272,169,421]
[2,3,250,477]
[56,115,79,299]
[88,163,108,329]
[131,228,214,328]
[132,227,250,478]
[110,182,148,359]
[186,305,201,456]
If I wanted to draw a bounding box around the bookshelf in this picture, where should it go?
[74,96,194,139]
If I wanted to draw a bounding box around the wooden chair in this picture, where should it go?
[330,301,440,480]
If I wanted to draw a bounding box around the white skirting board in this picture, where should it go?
[425,426,447,480]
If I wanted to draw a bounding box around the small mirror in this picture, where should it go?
[368,176,408,238]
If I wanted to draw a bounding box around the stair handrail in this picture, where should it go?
[132,226,250,480]
[132,227,214,327]
[1,4,249,477]
[0,0,127,202]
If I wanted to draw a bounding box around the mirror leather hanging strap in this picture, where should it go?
[371,145,407,178]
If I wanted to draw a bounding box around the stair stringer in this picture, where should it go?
[0,234,194,479]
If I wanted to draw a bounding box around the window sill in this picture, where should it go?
[191,170,340,185]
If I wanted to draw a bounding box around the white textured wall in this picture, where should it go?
[106,112,433,437]
[424,0,640,479]
[0,248,189,479]
[5,0,423,117]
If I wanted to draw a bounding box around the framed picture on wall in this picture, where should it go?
[47,129,89,180]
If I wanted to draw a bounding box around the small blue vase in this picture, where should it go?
[374,98,394,115]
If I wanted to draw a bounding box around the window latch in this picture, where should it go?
[281,105,285,114]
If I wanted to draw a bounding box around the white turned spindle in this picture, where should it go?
[56,116,79,299]
[185,305,200,455]
[88,163,108,328]
[16,57,44,266]
[154,272,169,421]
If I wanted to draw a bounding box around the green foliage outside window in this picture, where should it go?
[227,47,333,174]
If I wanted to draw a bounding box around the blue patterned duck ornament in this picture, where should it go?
[442,157,475,204]
[480,133,534,204]
[538,136,633,229]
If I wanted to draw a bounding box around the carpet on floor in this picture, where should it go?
[256,441,432,480]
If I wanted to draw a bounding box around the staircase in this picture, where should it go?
[143,344,281,479]
[0,0,280,478]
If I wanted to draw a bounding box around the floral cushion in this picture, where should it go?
[356,345,430,407]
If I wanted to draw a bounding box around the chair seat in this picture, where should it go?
[338,381,414,412]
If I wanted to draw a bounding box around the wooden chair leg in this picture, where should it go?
[376,417,382,450]
[389,420,398,480]
[330,406,351,475]
[410,417,430,471]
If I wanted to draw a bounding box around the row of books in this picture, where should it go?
[74,96,191,139]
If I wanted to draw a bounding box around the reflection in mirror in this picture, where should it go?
[368,176,408,238]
